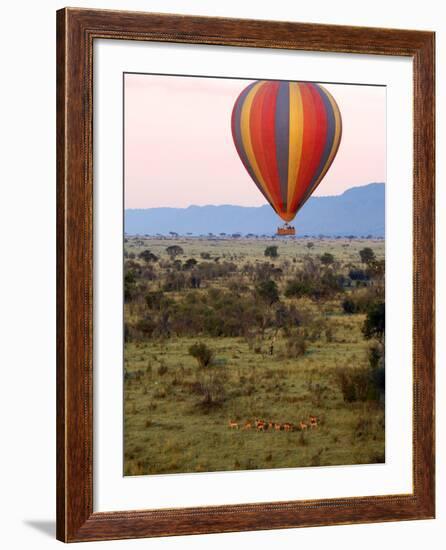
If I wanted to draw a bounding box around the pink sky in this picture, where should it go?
[124,74,385,209]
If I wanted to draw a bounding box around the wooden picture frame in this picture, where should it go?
[56,7,435,542]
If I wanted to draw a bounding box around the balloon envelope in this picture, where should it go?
[231,81,342,222]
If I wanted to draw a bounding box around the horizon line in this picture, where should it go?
[125,182,385,211]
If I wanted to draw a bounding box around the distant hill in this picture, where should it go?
[125,183,385,237]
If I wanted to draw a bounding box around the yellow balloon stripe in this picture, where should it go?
[287,83,304,216]
[240,82,279,211]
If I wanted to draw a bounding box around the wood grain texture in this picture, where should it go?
[56,7,435,542]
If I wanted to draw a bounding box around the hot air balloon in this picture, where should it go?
[231,81,342,235]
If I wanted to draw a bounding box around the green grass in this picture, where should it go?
[124,237,385,475]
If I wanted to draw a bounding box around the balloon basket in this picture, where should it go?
[277,224,296,236]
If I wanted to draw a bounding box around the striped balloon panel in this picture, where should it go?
[231,80,342,222]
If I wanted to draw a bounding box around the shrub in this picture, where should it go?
[161,290,261,337]
[275,303,303,330]
[342,298,357,314]
[366,259,385,280]
[135,315,157,337]
[153,387,167,399]
[359,247,376,265]
[138,249,158,263]
[341,290,380,315]
[372,365,385,400]
[335,366,381,402]
[193,261,237,281]
[163,272,187,292]
[285,331,307,358]
[255,279,280,305]
[285,279,314,299]
[320,252,335,266]
[285,269,343,301]
[368,343,383,369]
[141,265,156,281]
[130,285,313,341]
[145,291,168,310]
[325,326,334,342]
[362,302,385,341]
[195,377,226,409]
[354,415,374,440]
[348,268,369,281]
[228,279,249,294]
[312,383,329,407]
[190,274,201,289]
[157,363,168,376]
[252,262,276,282]
[124,271,136,302]
[264,245,279,258]
[184,258,197,270]
[189,368,227,409]
[336,367,369,402]
[188,342,214,368]
[166,245,184,259]
[368,342,385,401]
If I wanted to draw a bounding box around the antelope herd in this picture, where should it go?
[228,416,318,432]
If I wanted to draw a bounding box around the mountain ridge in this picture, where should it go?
[125,182,385,237]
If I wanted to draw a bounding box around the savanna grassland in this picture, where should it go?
[124,236,385,476]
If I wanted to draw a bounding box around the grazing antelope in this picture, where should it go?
[299,421,308,431]
[274,423,282,431]
[268,421,274,430]
[256,420,266,432]
[254,418,265,428]
[228,420,239,430]
[309,415,318,429]
[243,420,252,430]
[283,422,293,432]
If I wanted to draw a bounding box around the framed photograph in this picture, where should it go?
[56,8,435,542]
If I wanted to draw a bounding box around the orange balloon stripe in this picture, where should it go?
[249,82,283,211]
[231,83,277,211]
[239,83,278,211]
[291,84,328,213]
[297,85,342,209]
[259,82,285,211]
